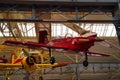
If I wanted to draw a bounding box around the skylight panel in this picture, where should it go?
[51,23,117,37]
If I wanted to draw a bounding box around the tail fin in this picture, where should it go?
[14,58,23,64]
[38,30,48,43]
[10,51,23,64]
[10,52,15,64]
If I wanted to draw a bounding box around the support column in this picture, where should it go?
[76,64,80,80]
[75,7,78,20]
[113,2,120,45]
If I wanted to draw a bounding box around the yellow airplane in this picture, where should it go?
[0,49,71,80]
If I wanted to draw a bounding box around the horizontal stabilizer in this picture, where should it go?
[88,51,110,57]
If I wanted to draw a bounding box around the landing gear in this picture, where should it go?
[83,51,89,67]
[49,48,55,64]
[83,60,88,67]
[50,57,55,64]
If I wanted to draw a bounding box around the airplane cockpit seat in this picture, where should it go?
[39,30,48,44]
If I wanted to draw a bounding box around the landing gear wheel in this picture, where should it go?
[83,60,88,67]
[39,76,43,80]
[50,57,55,64]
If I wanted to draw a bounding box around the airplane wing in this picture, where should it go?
[3,40,45,48]
[3,40,68,49]
[0,64,22,68]
[3,40,110,57]
[0,62,71,68]
[3,37,104,50]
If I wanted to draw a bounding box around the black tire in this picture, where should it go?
[50,57,55,64]
[39,76,43,80]
[83,60,88,67]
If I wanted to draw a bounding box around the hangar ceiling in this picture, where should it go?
[0,0,119,39]
[0,0,120,80]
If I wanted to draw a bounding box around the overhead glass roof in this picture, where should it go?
[17,23,36,37]
[0,23,117,37]
[51,23,117,37]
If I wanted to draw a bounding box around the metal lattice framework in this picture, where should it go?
[0,0,120,80]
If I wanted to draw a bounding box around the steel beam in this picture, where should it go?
[113,2,120,45]
[0,1,117,12]
[0,19,118,23]
[0,0,119,4]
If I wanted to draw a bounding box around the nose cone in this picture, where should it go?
[26,56,36,66]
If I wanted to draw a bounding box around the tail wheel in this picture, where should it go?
[50,57,55,64]
[83,60,88,67]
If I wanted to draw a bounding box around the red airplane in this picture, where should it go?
[3,30,110,67]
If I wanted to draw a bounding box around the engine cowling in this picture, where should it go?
[22,56,37,72]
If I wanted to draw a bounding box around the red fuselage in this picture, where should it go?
[46,37,95,51]
[4,36,102,52]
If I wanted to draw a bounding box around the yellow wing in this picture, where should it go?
[0,62,71,68]
[0,64,22,68]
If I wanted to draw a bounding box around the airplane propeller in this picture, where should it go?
[21,49,71,71]
[21,49,37,72]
